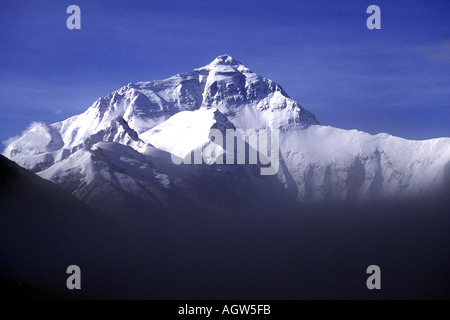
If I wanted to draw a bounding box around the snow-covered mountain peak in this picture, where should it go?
[197,54,245,70]
[69,55,319,135]
[4,56,448,209]
[140,107,234,160]
[193,55,252,77]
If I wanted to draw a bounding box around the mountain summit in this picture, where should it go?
[4,55,318,171]
[200,54,243,68]
[3,56,449,212]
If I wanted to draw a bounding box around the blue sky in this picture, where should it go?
[0,0,449,145]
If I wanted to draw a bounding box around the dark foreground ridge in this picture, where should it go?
[1,155,449,299]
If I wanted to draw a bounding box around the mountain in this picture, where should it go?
[3,55,450,212]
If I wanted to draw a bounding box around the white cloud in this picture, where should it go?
[2,122,46,147]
